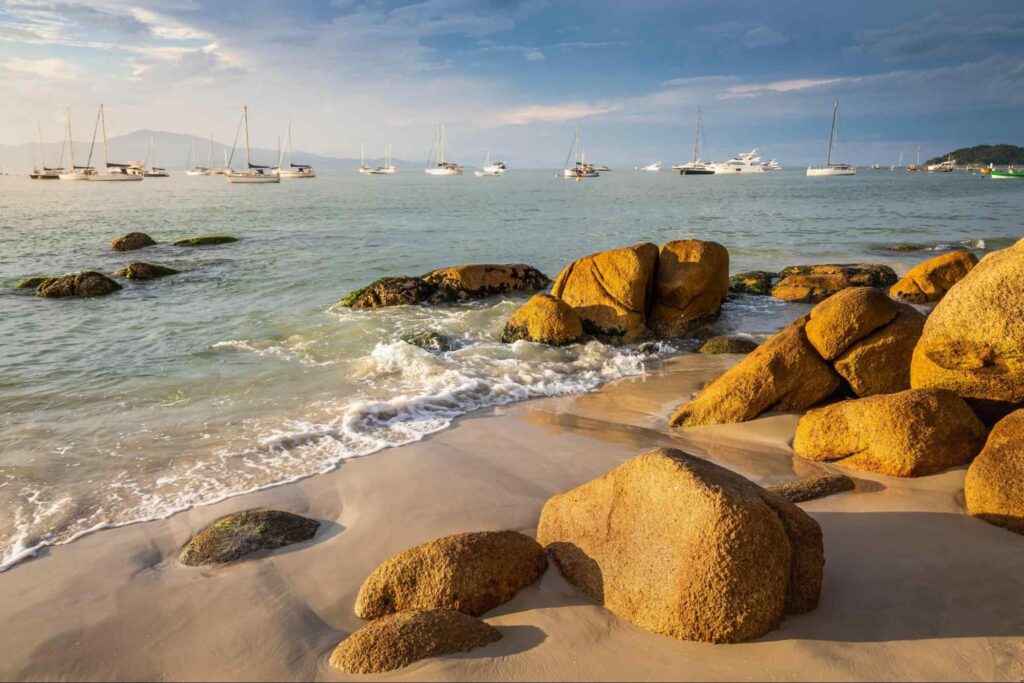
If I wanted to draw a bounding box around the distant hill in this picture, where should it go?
[926,144,1024,166]
[0,129,414,172]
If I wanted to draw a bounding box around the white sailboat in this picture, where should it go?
[278,119,315,179]
[30,120,62,179]
[806,99,855,177]
[474,151,506,177]
[142,135,169,177]
[358,142,372,174]
[185,140,209,175]
[366,144,397,174]
[425,124,463,175]
[58,108,95,180]
[676,109,716,175]
[226,106,280,183]
[87,104,143,181]
[561,124,599,178]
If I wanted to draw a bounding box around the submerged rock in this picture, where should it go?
[501,293,583,346]
[794,388,987,477]
[355,531,548,619]
[403,330,456,352]
[766,473,856,503]
[965,409,1024,535]
[113,262,180,280]
[771,263,898,303]
[37,271,122,298]
[647,240,730,338]
[330,609,501,674]
[14,276,54,291]
[111,232,156,252]
[890,250,978,304]
[421,264,549,303]
[697,335,758,354]
[537,448,823,643]
[172,235,239,246]
[341,276,433,308]
[729,270,777,296]
[178,509,320,566]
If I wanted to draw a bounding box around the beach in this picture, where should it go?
[3,353,1023,681]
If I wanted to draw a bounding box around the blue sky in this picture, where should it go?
[1,0,1022,166]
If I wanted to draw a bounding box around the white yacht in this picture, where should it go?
[226,106,280,183]
[677,108,716,175]
[474,152,506,177]
[57,108,95,180]
[425,124,463,175]
[711,149,764,174]
[637,162,662,171]
[926,158,957,173]
[278,118,316,179]
[807,99,856,177]
[87,105,143,181]
[366,144,396,174]
[142,135,169,177]
[762,159,783,171]
[561,124,599,178]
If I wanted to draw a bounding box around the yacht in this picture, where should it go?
[561,124,599,178]
[366,144,396,174]
[87,105,143,181]
[762,159,783,171]
[142,135,169,177]
[474,152,506,177]
[425,124,463,175]
[677,108,715,175]
[30,121,62,179]
[712,149,765,174]
[226,106,280,183]
[926,157,956,173]
[637,162,662,171]
[278,119,316,179]
[806,99,855,176]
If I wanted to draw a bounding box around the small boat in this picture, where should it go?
[142,135,169,177]
[425,124,463,175]
[806,99,855,176]
[991,168,1024,179]
[277,119,316,179]
[636,162,662,172]
[474,152,506,177]
[907,146,922,172]
[762,159,783,171]
[926,157,957,173]
[713,149,765,174]
[226,106,280,183]
[871,163,882,170]
[561,124,599,179]
[87,105,143,181]
[366,144,397,174]
[30,120,62,179]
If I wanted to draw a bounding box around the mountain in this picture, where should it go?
[925,144,1024,166]
[0,129,414,172]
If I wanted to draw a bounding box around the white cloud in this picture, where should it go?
[722,77,846,99]
[490,102,622,126]
[2,57,81,80]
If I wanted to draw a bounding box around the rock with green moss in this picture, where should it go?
[114,262,180,280]
[698,335,759,354]
[15,276,55,291]
[729,271,777,296]
[37,271,122,298]
[404,331,456,352]
[341,276,434,308]
[173,235,239,247]
[111,232,156,252]
[179,509,320,566]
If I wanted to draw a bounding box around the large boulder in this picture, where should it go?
[671,316,841,427]
[341,276,433,308]
[36,271,122,298]
[173,235,239,246]
[537,448,823,644]
[179,510,320,566]
[965,409,1024,535]
[890,250,979,304]
[355,531,547,620]
[911,239,1024,417]
[730,270,776,296]
[111,232,156,251]
[804,287,899,361]
[501,293,583,346]
[794,388,987,477]
[647,240,729,338]
[833,305,926,397]
[329,609,501,674]
[421,264,549,303]
[771,264,898,303]
[113,262,180,280]
[550,242,659,343]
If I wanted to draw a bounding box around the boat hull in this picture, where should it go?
[58,173,93,181]
[680,168,715,175]
[806,166,856,177]
[87,174,143,181]
[278,171,316,179]
[425,168,463,176]
[227,174,280,183]
[990,172,1024,179]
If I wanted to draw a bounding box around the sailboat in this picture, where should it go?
[425,124,463,175]
[185,140,209,175]
[366,144,397,174]
[142,135,169,177]
[358,142,372,174]
[890,151,903,172]
[907,146,922,172]
[30,120,62,179]
[87,104,143,181]
[58,108,95,180]
[561,124,599,178]
[226,106,280,183]
[474,151,506,177]
[677,109,715,175]
[806,99,855,176]
[277,118,316,179]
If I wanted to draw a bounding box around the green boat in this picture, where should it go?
[990,170,1024,179]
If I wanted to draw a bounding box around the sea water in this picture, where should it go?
[1,168,1021,570]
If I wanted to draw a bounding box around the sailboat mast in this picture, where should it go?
[67,108,75,168]
[100,104,109,168]
[440,124,445,165]
[287,118,293,168]
[693,109,701,163]
[243,106,251,168]
[37,120,46,169]
[826,99,837,167]
[208,134,214,168]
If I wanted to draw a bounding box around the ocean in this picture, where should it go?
[1,168,1021,570]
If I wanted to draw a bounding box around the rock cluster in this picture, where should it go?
[889,250,978,303]
[341,264,549,308]
[965,409,1024,534]
[178,509,320,566]
[770,263,898,303]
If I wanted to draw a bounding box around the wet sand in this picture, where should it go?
[1,353,1023,681]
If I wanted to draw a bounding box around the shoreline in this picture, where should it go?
[3,353,1022,681]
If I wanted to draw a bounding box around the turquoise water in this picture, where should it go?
[1,169,1021,569]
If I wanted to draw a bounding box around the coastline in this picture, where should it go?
[2,353,1022,681]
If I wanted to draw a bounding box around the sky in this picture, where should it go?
[1,0,1023,167]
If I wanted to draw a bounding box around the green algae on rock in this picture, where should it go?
[172,235,239,246]
[113,262,181,280]
[179,509,320,566]
[111,232,156,252]
[37,271,122,298]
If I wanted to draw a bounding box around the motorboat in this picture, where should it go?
[637,162,662,171]
[425,124,463,175]
[226,106,280,183]
[806,99,856,177]
[926,158,956,173]
[712,149,765,174]
[762,159,783,171]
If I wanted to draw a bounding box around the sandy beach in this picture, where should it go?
[2,353,1022,682]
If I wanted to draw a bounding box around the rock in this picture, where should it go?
[178,510,320,566]
[965,409,1024,534]
[794,388,987,477]
[647,240,730,338]
[36,271,122,298]
[833,305,926,397]
[403,331,456,352]
[355,531,548,620]
[501,293,583,346]
[911,238,1024,415]
[14,276,54,291]
[771,264,898,303]
[697,335,758,354]
[113,262,180,280]
[421,264,549,303]
[885,243,921,252]
[804,287,899,361]
[730,270,776,296]
[340,276,433,308]
[890,250,979,304]
[329,609,501,674]
[551,242,659,343]
[537,448,823,643]
[172,235,239,246]
[670,317,841,427]
[111,232,156,251]
[766,473,856,503]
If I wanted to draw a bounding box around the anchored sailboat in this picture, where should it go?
[425,124,463,175]
[143,135,169,177]
[561,124,598,178]
[366,144,396,174]
[87,104,143,181]
[278,118,316,179]
[359,142,372,174]
[677,109,715,175]
[226,106,280,183]
[58,108,95,180]
[474,152,506,177]
[30,120,62,179]
[806,99,855,177]
[185,139,208,176]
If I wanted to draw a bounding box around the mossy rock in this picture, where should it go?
[15,276,55,291]
[114,262,181,280]
[37,271,122,298]
[340,276,434,308]
[766,473,856,503]
[111,232,156,252]
[698,335,759,354]
[173,235,239,247]
[179,509,320,566]
[729,270,777,296]
[404,331,455,352]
